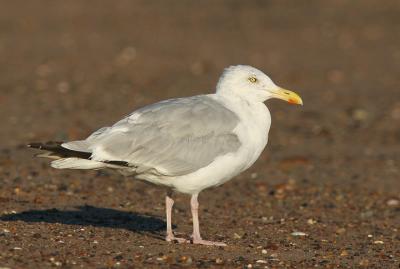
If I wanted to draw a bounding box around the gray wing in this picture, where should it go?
[63,95,241,176]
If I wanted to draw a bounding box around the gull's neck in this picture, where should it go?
[215,91,261,109]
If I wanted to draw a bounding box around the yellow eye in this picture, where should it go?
[248,76,258,83]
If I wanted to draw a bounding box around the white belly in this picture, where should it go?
[165,99,271,194]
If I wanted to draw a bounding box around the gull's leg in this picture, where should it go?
[190,193,227,246]
[165,194,188,243]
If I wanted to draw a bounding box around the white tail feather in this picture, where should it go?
[51,158,105,170]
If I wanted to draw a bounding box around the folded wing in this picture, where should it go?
[62,95,241,176]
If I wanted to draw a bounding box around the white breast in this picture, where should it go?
[165,96,271,194]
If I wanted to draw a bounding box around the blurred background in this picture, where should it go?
[0,1,399,268]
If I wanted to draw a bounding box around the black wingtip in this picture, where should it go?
[27,141,91,159]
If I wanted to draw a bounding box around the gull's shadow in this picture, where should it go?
[0,205,166,239]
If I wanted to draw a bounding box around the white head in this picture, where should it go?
[216,65,302,105]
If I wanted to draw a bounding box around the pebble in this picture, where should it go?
[336,228,346,234]
[250,173,258,179]
[179,256,192,264]
[36,64,52,77]
[57,81,70,93]
[352,108,369,121]
[256,259,267,263]
[233,233,242,239]
[261,249,267,254]
[291,231,307,236]
[215,258,224,264]
[373,240,384,244]
[386,199,399,206]
[307,219,316,225]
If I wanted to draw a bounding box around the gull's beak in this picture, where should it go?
[270,87,303,105]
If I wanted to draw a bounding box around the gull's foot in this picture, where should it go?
[191,238,227,246]
[166,235,189,244]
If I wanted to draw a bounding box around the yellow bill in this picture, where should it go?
[271,87,303,105]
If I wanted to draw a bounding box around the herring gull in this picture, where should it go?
[29,65,303,246]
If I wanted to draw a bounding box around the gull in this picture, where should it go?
[29,65,303,246]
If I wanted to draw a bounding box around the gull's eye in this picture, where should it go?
[248,76,258,83]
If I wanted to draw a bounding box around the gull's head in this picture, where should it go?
[216,65,303,105]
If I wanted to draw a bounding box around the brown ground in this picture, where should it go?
[0,1,399,268]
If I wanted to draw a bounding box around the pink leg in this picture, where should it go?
[191,194,227,246]
[165,195,188,243]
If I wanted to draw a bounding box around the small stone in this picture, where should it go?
[114,255,123,261]
[186,257,193,265]
[367,234,373,238]
[179,256,192,264]
[215,258,224,264]
[352,109,368,121]
[387,199,399,206]
[250,173,258,179]
[261,249,267,254]
[360,211,374,218]
[373,240,384,244]
[57,81,70,93]
[359,258,369,267]
[233,233,241,239]
[247,264,253,268]
[340,250,348,256]
[307,219,316,225]
[291,231,307,237]
[262,216,273,223]
[256,259,267,264]
[336,228,346,234]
